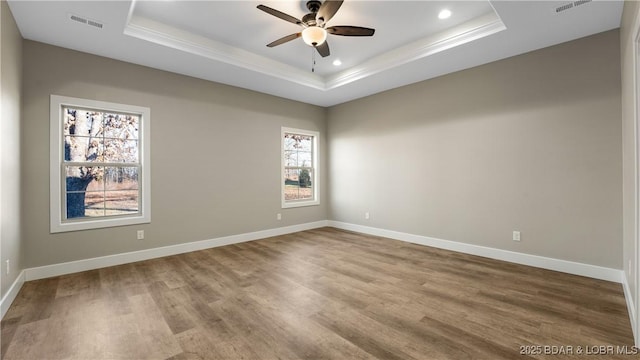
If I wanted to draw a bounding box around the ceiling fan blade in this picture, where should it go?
[327,26,375,36]
[316,0,343,23]
[257,5,302,26]
[315,41,330,57]
[267,33,301,47]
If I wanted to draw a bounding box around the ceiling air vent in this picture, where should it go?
[69,14,87,24]
[68,13,104,29]
[573,0,592,7]
[87,20,103,29]
[555,0,592,14]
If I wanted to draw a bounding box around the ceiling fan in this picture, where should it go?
[257,0,375,58]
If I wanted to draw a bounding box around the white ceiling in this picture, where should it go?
[7,0,623,107]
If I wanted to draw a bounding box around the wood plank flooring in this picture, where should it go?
[1,227,635,359]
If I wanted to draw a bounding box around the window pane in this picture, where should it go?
[65,191,84,219]
[105,167,139,191]
[299,169,313,190]
[104,113,139,140]
[66,166,102,192]
[284,150,297,167]
[284,185,300,201]
[87,173,105,192]
[65,190,104,219]
[84,191,106,217]
[298,186,313,200]
[104,139,138,163]
[63,108,74,137]
[105,190,138,216]
[297,136,312,152]
[284,168,299,184]
[284,168,313,201]
[284,134,312,151]
[297,151,312,167]
[63,108,103,137]
[283,136,297,151]
[65,165,104,219]
[64,136,103,162]
[284,168,300,200]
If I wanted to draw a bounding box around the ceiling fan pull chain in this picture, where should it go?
[312,47,316,73]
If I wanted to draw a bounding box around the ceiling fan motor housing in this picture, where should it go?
[302,13,318,27]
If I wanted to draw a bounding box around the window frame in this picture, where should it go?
[281,127,320,208]
[50,95,151,233]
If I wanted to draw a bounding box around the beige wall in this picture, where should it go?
[22,41,327,268]
[328,30,622,268]
[1,1,23,298]
[620,0,640,344]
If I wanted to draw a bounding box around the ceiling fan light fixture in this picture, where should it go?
[302,26,327,47]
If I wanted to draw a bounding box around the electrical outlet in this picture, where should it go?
[277,213,282,221]
[6,260,9,275]
[365,212,370,220]
[512,231,521,241]
[137,230,144,240]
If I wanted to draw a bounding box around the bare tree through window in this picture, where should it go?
[64,107,140,219]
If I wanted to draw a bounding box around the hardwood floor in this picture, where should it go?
[1,227,634,359]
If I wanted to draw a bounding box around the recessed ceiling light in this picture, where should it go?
[438,9,452,20]
[333,59,342,66]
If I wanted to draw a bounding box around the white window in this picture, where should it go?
[282,127,319,208]
[50,95,150,233]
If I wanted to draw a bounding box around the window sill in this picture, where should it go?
[51,214,150,233]
[282,200,320,209]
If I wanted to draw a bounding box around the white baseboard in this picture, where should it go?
[24,220,329,282]
[1,270,25,319]
[622,273,638,346]
[18,220,624,284]
[329,221,623,283]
